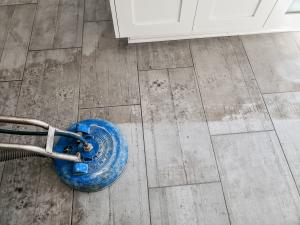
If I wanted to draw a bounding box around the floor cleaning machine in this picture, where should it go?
[0,116,128,192]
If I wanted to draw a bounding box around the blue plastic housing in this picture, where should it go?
[53,119,128,192]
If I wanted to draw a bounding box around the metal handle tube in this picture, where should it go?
[0,116,49,129]
[0,143,81,162]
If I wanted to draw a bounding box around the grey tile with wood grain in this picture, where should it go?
[73,105,150,225]
[79,21,139,108]
[30,0,84,50]
[0,81,21,189]
[149,183,230,225]
[0,0,36,5]
[140,68,219,188]
[0,4,35,81]
[212,131,300,225]
[242,33,300,94]
[137,40,193,70]
[84,0,111,22]
[0,81,20,142]
[0,48,81,225]
[191,36,273,135]
[264,92,300,190]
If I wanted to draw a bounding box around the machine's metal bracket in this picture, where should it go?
[0,116,82,162]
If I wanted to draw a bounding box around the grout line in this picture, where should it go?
[189,40,232,225]
[71,1,86,224]
[0,5,14,68]
[29,46,82,52]
[52,0,61,49]
[17,4,43,223]
[0,2,37,7]
[79,103,140,110]
[167,69,188,183]
[149,180,221,190]
[136,55,153,224]
[0,79,23,83]
[241,38,300,197]
[84,19,112,23]
[138,65,194,72]
[211,129,274,137]
[262,90,300,95]
[166,68,188,183]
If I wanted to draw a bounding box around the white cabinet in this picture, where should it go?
[114,0,198,38]
[266,0,300,30]
[193,0,278,34]
[109,0,300,42]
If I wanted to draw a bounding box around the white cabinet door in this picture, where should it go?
[265,0,300,30]
[193,0,277,34]
[114,0,198,38]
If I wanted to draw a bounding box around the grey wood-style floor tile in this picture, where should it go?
[84,0,111,22]
[140,68,219,188]
[149,183,230,225]
[0,81,20,142]
[0,48,81,225]
[0,0,36,5]
[191,37,272,135]
[73,105,150,225]
[137,40,193,70]
[212,131,300,225]
[264,92,300,190]
[0,4,35,81]
[242,33,300,93]
[30,0,84,50]
[80,21,139,108]
[0,81,20,188]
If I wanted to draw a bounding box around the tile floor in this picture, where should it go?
[1,0,300,224]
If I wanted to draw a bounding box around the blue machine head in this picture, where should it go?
[53,119,128,192]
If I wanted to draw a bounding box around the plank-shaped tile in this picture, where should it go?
[0,0,36,5]
[191,37,272,135]
[242,33,300,93]
[213,131,300,225]
[0,81,20,189]
[0,81,20,142]
[169,68,218,183]
[140,68,218,188]
[0,6,14,55]
[0,4,35,81]
[0,48,81,225]
[149,183,230,225]
[137,40,193,70]
[84,0,111,22]
[264,92,300,189]
[73,105,150,225]
[80,21,139,108]
[30,0,84,50]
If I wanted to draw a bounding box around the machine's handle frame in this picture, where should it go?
[0,116,82,162]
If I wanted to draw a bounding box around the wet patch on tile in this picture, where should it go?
[79,21,139,108]
[30,0,84,50]
[191,36,272,135]
[137,40,193,70]
[0,5,35,81]
[84,0,111,22]
[0,48,80,225]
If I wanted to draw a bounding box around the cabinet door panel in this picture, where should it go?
[114,0,198,37]
[265,0,300,30]
[193,0,277,33]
